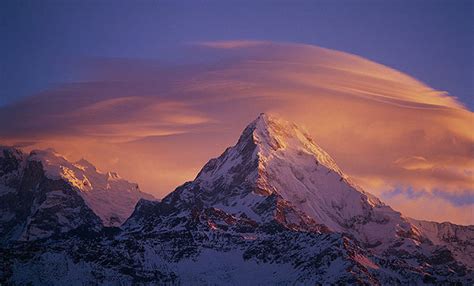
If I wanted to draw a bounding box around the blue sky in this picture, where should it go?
[1,0,472,108]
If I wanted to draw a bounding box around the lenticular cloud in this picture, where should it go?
[0,41,472,224]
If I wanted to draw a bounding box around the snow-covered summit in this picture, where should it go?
[196,113,370,197]
[252,113,345,174]
[190,114,407,244]
[173,113,473,263]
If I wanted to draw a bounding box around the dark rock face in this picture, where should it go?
[0,148,103,244]
[0,148,23,177]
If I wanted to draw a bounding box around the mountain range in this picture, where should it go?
[1,113,472,285]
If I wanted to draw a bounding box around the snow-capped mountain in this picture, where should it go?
[0,147,102,242]
[0,146,154,243]
[0,114,472,285]
[27,149,155,226]
[186,113,418,249]
[408,218,474,270]
[157,113,471,264]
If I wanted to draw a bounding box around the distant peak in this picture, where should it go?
[0,145,23,159]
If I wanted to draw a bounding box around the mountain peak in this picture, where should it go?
[2,146,154,228]
[195,113,350,194]
[236,113,345,176]
[173,114,427,250]
[244,112,294,149]
[240,112,291,141]
[249,112,280,130]
[181,114,383,231]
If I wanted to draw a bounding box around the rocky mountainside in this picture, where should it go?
[0,147,102,243]
[0,146,154,244]
[0,114,472,285]
[408,218,474,269]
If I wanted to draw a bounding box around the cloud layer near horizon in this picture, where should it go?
[1,41,472,224]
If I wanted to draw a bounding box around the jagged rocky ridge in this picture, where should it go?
[0,114,473,285]
[0,146,154,244]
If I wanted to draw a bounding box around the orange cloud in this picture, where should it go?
[0,41,472,224]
